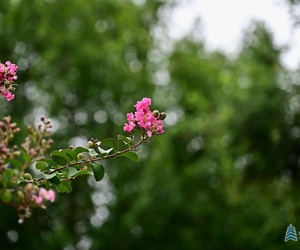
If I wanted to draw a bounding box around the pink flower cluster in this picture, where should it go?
[0,61,18,101]
[123,97,165,137]
[32,188,55,205]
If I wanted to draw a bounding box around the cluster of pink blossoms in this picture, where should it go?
[0,61,18,101]
[32,188,55,205]
[123,97,166,137]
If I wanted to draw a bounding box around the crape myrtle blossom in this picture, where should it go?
[123,97,166,137]
[0,61,18,101]
[32,188,56,205]
[0,59,168,223]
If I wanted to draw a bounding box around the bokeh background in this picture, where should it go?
[1,0,300,249]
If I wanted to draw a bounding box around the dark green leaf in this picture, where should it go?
[73,169,93,178]
[10,158,22,171]
[48,176,60,185]
[118,151,139,162]
[0,190,12,203]
[2,169,14,184]
[51,150,72,164]
[118,135,135,147]
[74,147,89,154]
[63,149,78,161]
[117,135,132,142]
[22,153,31,164]
[91,162,105,182]
[36,161,49,171]
[100,138,119,152]
[41,158,57,167]
[56,181,72,193]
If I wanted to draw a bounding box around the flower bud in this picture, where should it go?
[159,112,166,120]
[24,173,32,180]
[77,153,84,160]
[25,183,33,192]
[17,190,25,200]
[4,80,10,86]
[152,110,159,118]
[87,141,94,148]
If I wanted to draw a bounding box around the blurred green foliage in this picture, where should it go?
[1,0,300,249]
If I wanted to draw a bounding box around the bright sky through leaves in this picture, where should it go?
[168,0,300,69]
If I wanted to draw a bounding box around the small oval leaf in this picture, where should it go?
[117,135,134,147]
[118,151,139,162]
[48,176,60,185]
[66,167,77,177]
[51,149,74,165]
[74,147,89,154]
[42,172,56,180]
[92,162,105,182]
[73,169,93,178]
[56,181,72,193]
[63,149,78,161]
[36,161,49,171]
[100,138,119,152]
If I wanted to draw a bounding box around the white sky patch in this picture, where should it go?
[167,0,300,70]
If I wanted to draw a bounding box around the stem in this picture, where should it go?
[34,134,149,183]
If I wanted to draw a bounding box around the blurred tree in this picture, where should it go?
[1,0,300,250]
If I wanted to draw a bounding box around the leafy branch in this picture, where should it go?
[32,133,149,191]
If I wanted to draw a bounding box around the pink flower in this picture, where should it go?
[31,188,56,205]
[123,97,165,137]
[1,91,14,101]
[123,121,136,132]
[134,97,151,110]
[6,61,18,77]
[0,61,18,101]
[39,188,55,202]
[32,195,43,205]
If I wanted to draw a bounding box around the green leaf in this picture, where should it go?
[91,162,105,182]
[63,149,78,161]
[74,147,89,154]
[117,135,134,147]
[48,176,60,185]
[51,157,68,166]
[73,169,92,178]
[118,151,139,162]
[10,158,22,171]
[97,147,113,156]
[56,181,72,193]
[117,135,132,142]
[51,150,72,165]
[100,138,119,152]
[42,172,56,179]
[0,190,12,203]
[2,169,14,183]
[56,184,67,193]
[65,167,77,177]
[88,149,99,157]
[36,161,49,171]
[22,153,31,164]
[41,158,57,167]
